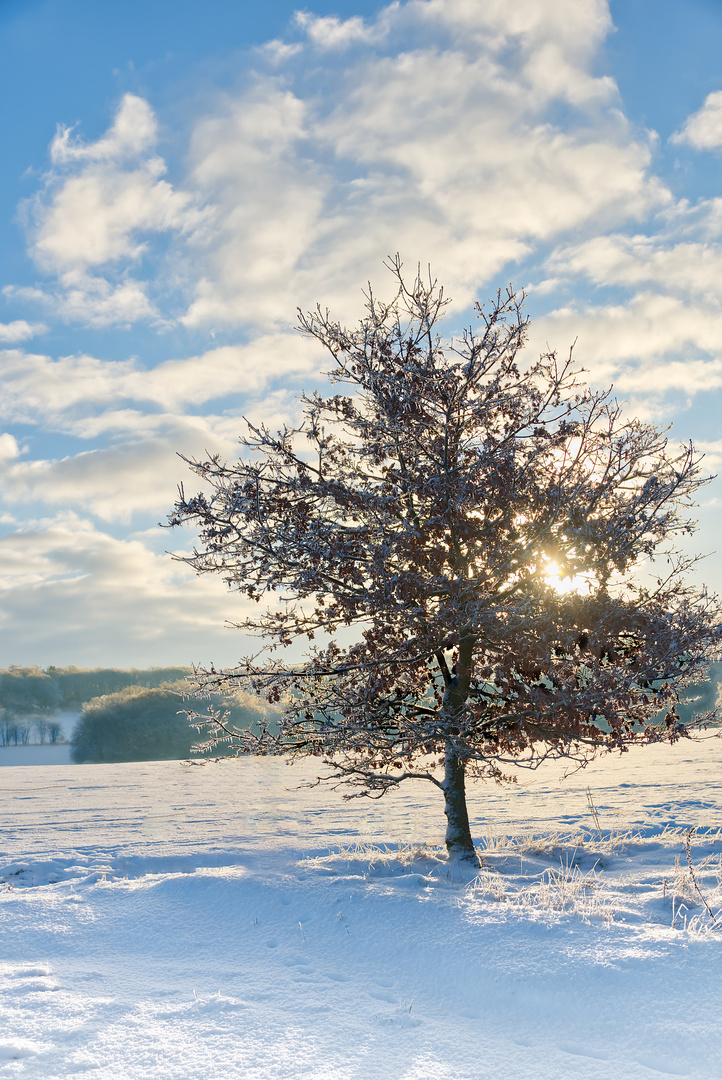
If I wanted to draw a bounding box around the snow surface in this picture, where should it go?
[2,741,722,1079]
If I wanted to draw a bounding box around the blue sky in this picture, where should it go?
[1,0,722,667]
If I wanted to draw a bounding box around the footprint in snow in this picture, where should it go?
[558,1043,610,1062]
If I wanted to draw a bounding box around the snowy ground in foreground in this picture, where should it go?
[2,742,722,1080]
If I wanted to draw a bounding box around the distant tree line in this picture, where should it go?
[0,665,192,717]
[0,713,64,746]
[0,664,281,762]
[0,665,193,758]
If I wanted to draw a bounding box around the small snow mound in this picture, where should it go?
[0,859,87,888]
[15,965,52,978]
[0,1039,46,1061]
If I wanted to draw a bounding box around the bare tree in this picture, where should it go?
[34,717,49,744]
[47,721,63,745]
[168,257,721,863]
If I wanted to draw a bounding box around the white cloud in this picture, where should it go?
[181,83,329,328]
[0,348,136,422]
[21,94,206,327]
[0,319,46,342]
[412,0,617,105]
[530,205,722,405]
[6,275,161,327]
[33,155,196,272]
[0,416,241,523]
[695,440,722,470]
[0,433,21,462]
[258,39,303,65]
[0,512,250,667]
[0,333,315,523]
[8,1,668,337]
[138,334,321,406]
[671,90,722,151]
[527,291,722,403]
[176,0,665,331]
[50,94,158,164]
[0,333,320,427]
[294,10,382,49]
[545,231,722,302]
[413,0,612,54]
[0,407,305,525]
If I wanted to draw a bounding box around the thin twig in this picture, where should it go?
[586,786,603,841]
[685,827,720,928]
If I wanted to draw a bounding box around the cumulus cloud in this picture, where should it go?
[33,156,194,272]
[294,10,382,49]
[0,336,314,523]
[0,416,239,522]
[5,275,161,327]
[21,93,205,327]
[0,433,21,462]
[671,90,722,151]
[414,0,611,51]
[544,233,722,297]
[0,407,305,526]
[695,440,722,470]
[412,0,617,104]
[181,83,329,328]
[0,319,46,342]
[178,0,665,329]
[525,291,722,416]
[0,513,250,667]
[532,200,722,403]
[0,390,310,526]
[258,39,304,65]
[10,3,668,336]
[50,94,158,164]
[541,224,722,354]
[0,333,320,427]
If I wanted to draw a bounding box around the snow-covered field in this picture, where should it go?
[2,740,722,1079]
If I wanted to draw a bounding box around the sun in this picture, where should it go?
[542,559,596,596]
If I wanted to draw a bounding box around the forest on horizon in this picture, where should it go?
[0,665,280,763]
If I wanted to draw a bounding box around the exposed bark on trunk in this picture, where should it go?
[443,741,479,865]
[437,632,479,864]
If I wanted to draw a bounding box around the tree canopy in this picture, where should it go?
[169,258,721,862]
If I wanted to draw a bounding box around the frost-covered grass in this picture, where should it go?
[303,823,722,930]
[2,741,722,1078]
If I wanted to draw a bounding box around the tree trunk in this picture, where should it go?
[443,742,479,865]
